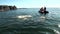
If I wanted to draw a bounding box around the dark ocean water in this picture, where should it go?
[0,8,60,34]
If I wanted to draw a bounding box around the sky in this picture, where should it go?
[0,0,60,8]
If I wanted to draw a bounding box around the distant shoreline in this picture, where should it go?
[0,5,17,11]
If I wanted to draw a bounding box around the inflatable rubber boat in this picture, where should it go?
[39,11,49,14]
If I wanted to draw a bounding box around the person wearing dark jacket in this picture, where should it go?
[39,7,49,14]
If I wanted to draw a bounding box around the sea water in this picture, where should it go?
[0,8,60,34]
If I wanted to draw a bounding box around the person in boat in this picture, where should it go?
[44,7,46,11]
[40,7,43,11]
[44,7,48,13]
[39,7,44,13]
[39,7,48,13]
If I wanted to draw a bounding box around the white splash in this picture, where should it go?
[40,16,46,19]
[17,15,32,18]
[54,29,60,34]
[58,24,60,27]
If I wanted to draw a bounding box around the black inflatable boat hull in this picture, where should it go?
[39,11,49,14]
